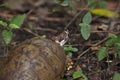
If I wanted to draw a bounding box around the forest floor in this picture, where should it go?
[0,0,120,80]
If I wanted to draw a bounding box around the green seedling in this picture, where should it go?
[79,12,92,40]
[87,0,107,9]
[0,14,26,45]
[97,34,120,61]
[73,70,88,80]
[97,34,120,80]
[64,46,78,57]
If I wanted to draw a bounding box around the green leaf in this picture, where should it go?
[87,0,96,9]
[116,35,120,43]
[87,0,95,4]
[0,20,8,27]
[73,71,82,79]
[71,47,78,52]
[115,43,120,49]
[68,46,72,50]
[73,71,88,80]
[97,47,108,61]
[83,12,92,24]
[80,23,91,40]
[118,50,120,59]
[9,14,26,29]
[61,0,69,6]
[90,9,119,18]
[2,30,13,45]
[105,34,118,47]
[113,72,120,80]
[64,46,70,52]
[98,1,107,8]
[64,46,78,52]
[105,39,115,47]
[89,2,97,9]
[64,47,72,57]
[54,0,65,3]
[110,34,118,39]
[62,78,67,80]
[64,46,72,51]
[61,0,73,7]
[67,52,72,57]
[9,23,20,29]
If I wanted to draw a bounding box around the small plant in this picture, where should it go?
[0,14,26,45]
[97,34,120,80]
[73,70,88,80]
[87,0,107,9]
[62,70,88,80]
[64,46,78,57]
[79,12,92,40]
[97,34,120,61]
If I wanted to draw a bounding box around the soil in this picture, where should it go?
[0,0,120,80]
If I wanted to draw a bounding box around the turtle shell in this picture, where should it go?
[0,37,66,80]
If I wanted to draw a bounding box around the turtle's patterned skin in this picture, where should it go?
[0,37,66,80]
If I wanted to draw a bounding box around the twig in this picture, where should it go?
[77,36,109,59]
[64,4,89,30]
[77,31,120,60]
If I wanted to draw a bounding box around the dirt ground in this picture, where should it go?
[0,0,120,80]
